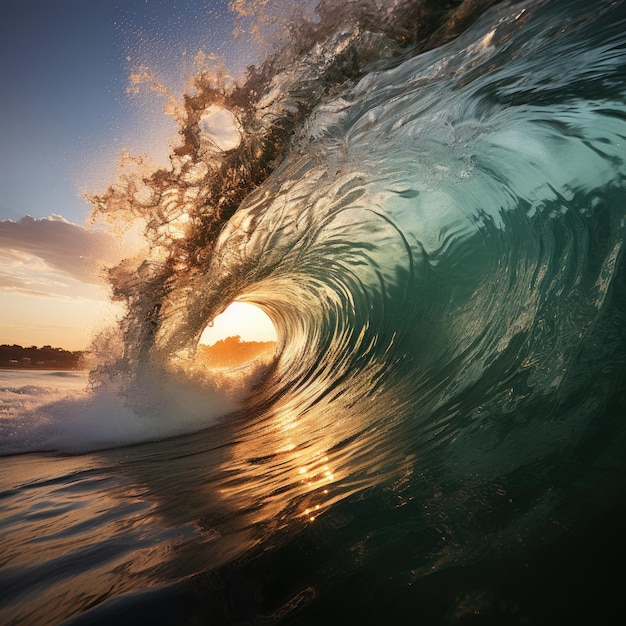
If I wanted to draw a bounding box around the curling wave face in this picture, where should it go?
[2,0,624,518]
[97,0,626,537]
[2,2,626,622]
[6,0,625,561]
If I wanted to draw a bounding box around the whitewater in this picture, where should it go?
[2,0,626,623]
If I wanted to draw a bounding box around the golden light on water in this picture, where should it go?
[190,304,370,528]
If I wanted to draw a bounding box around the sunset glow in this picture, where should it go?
[199,301,277,345]
[0,0,261,353]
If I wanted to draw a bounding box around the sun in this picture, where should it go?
[199,301,277,346]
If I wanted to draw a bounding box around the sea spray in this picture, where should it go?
[85,0,500,384]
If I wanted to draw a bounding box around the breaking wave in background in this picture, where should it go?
[2,0,626,623]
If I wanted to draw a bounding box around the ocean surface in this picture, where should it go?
[2,0,626,623]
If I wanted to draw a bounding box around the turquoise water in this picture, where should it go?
[2,0,626,623]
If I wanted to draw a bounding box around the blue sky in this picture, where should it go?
[0,0,266,349]
[2,1,123,221]
[1,0,243,223]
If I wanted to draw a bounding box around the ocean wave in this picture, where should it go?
[7,0,626,485]
[71,0,626,533]
[2,1,626,623]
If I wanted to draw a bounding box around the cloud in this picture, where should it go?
[0,272,53,297]
[0,214,124,284]
[0,264,108,299]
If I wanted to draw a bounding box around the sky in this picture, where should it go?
[0,0,269,350]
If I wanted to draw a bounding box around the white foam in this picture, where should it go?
[0,368,241,455]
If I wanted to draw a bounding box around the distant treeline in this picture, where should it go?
[0,344,84,370]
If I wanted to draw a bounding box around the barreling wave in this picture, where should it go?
[3,4,626,623]
[81,0,626,532]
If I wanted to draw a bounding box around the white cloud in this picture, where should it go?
[0,271,54,297]
[0,214,124,286]
[0,214,133,347]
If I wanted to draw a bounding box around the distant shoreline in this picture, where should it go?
[1,336,277,372]
[0,345,84,371]
[0,365,85,371]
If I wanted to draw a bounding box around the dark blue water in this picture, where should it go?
[2,0,626,623]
